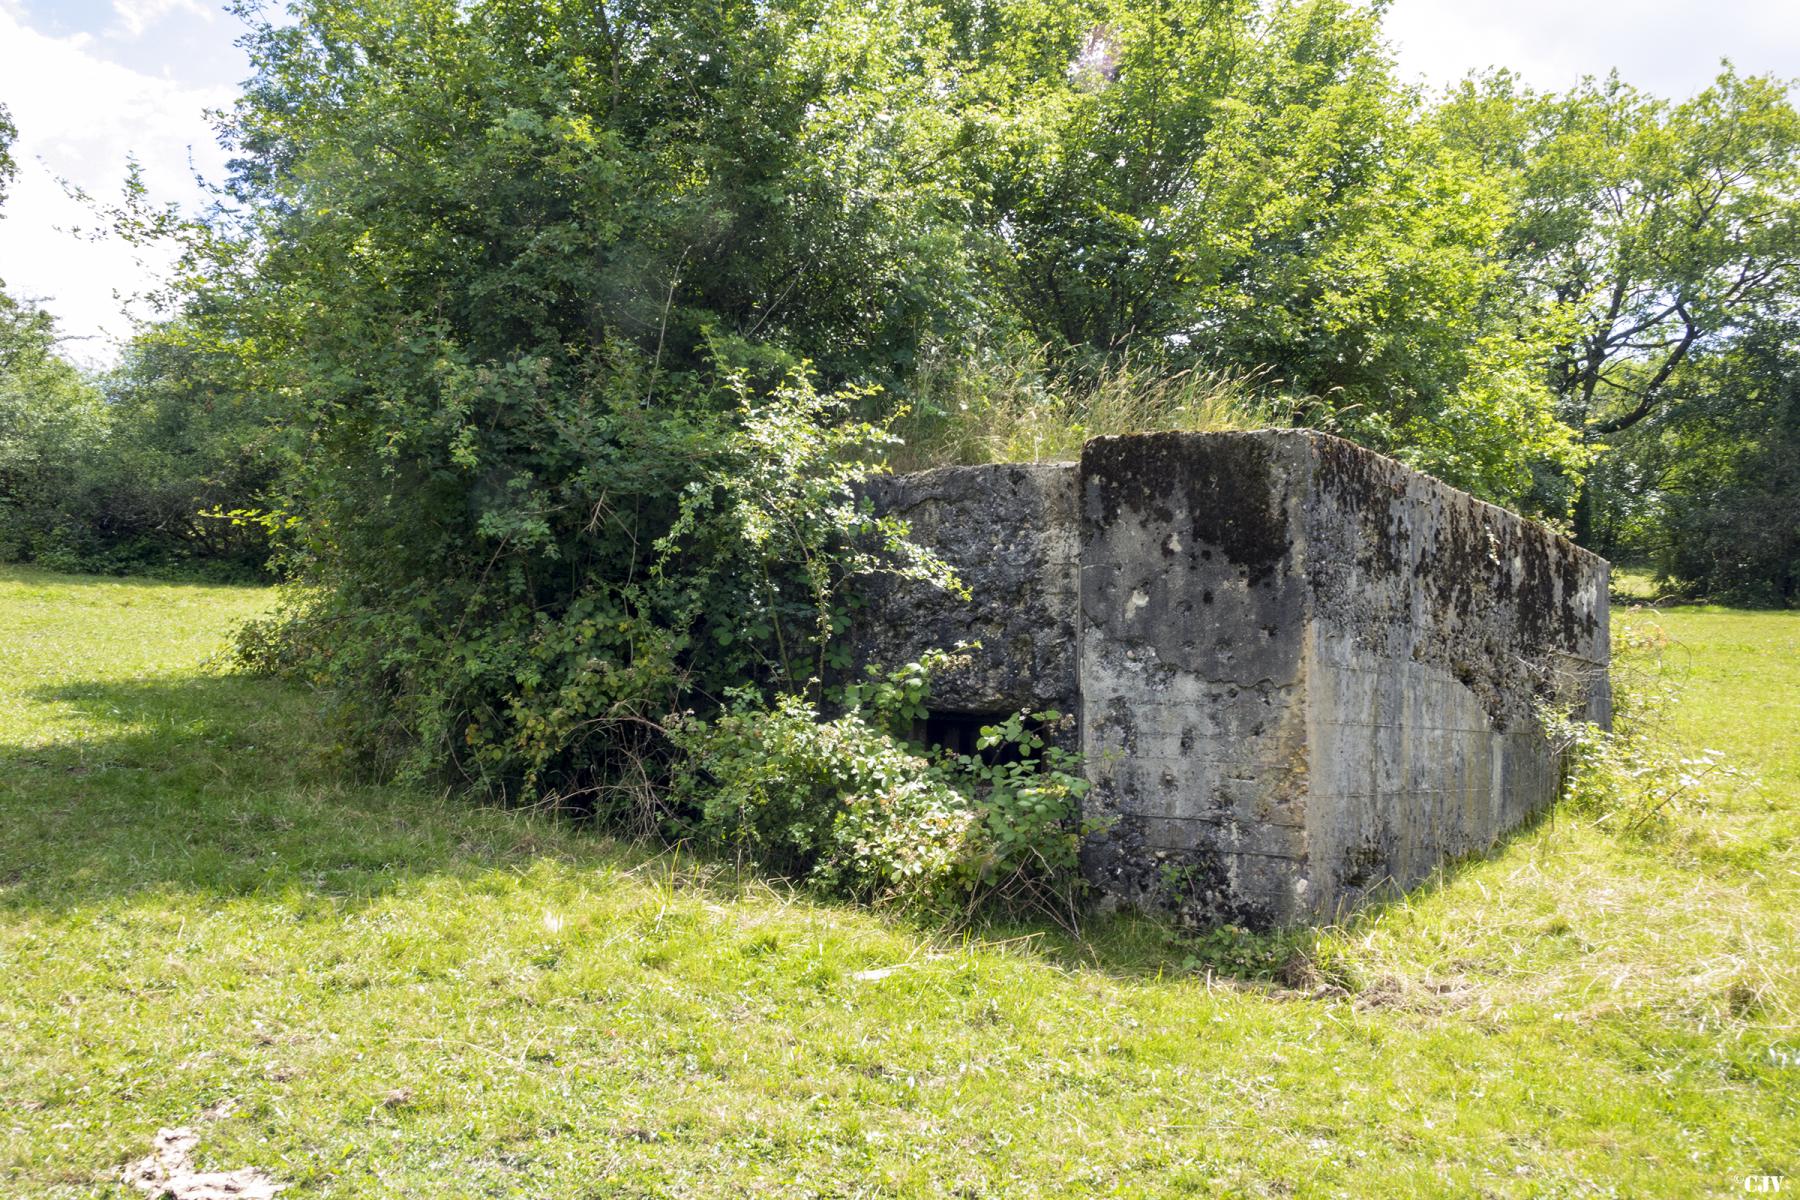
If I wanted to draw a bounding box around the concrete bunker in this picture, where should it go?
[853,431,1611,927]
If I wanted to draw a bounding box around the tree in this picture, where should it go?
[0,302,275,577]
[0,104,276,577]
[938,0,1582,506]
[223,0,979,390]
[0,102,16,214]
[209,0,976,791]
[1439,67,1800,541]
[1589,321,1800,604]
[0,295,109,566]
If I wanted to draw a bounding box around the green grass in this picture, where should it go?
[1,564,1794,1197]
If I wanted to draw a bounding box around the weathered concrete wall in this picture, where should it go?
[857,431,1611,926]
[1299,436,1610,920]
[852,463,1080,717]
[1077,433,1317,925]
[1076,432,1609,925]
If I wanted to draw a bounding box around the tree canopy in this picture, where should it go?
[0,103,16,214]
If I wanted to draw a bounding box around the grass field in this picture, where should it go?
[1,564,1794,1197]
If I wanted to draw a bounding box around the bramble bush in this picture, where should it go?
[673,651,1093,913]
[238,352,1094,912]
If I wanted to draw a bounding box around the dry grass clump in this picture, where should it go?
[886,338,1322,470]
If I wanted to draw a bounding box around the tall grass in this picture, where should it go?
[886,338,1323,471]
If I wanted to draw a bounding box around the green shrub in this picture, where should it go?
[0,306,274,580]
[948,708,1091,905]
[242,358,951,798]
[671,653,1093,914]
[1544,613,1752,833]
[674,694,979,907]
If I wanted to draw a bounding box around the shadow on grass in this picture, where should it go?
[0,671,1513,991]
[0,674,651,917]
[1018,795,1582,988]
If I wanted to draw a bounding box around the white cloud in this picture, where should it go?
[0,4,234,365]
[110,0,212,40]
[1384,0,1800,98]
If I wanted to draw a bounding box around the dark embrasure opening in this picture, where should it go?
[921,711,1039,766]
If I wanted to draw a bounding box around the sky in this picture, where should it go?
[2,0,1798,367]
[0,0,244,365]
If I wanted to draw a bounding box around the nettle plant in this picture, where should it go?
[850,650,1096,912]
[950,709,1091,896]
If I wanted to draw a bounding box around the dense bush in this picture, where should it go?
[676,695,982,907]
[235,358,1097,910]
[1660,456,1800,608]
[1648,331,1797,607]
[0,297,108,567]
[674,650,1091,912]
[198,0,1061,908]
[0,308,274,579]
[1577,322,1800,607]
[238,358,940,784]
[955,0,1587,507]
